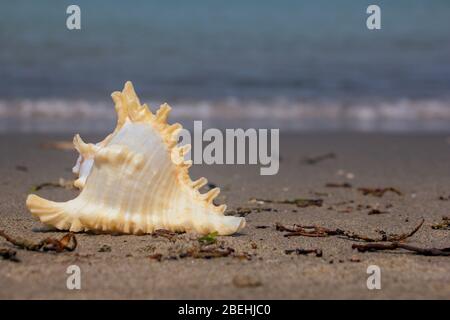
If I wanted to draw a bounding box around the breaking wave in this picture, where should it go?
[1,97,450,133]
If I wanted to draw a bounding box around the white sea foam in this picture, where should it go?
[1,98,450,132]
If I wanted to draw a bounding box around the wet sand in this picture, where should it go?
[0,132,449,299]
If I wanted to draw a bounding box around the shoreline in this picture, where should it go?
[2,97,450,133]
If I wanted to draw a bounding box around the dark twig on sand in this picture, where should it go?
[149,243,253,262]
[183,246,236,259]
[189,246,253,260]
[0,248,20,262]
[227,206,278,217]
[358,187,402,197]
[275,219,424,242]
[301,153,336,165]
[151,229,183,242]
[226,207,252,217]
[254,198,323,208]
[149,246,235,261]
[368,209,390,215]
[285,248,323,257]
[325,182,352,188]
[352,242,450,256]
[0,231,77,252]
[431,216,450,230]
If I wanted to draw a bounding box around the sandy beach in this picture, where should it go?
[0,132,449,299]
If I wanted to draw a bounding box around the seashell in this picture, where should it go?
[26,82,245,235]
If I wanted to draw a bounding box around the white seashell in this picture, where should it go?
[26,82,246,235]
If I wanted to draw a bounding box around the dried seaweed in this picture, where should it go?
[352,242,450,256]
[180,246,235,259]
[325,182,352,188]
[285,248,323,257]
[284,199,323,208]
[0,248,20,262]
[30,178,75,192]
[358,187,402,197]
[253,207,278,213]
[149,246,234,261]
[198,231,218,245]
[148,243,253,262]
[368,209,390,215]
[0,231,77,252]
[328,201,391,215]
[151,229,183,242]
[254,198,323,208]
[226,206,277,217]
[301,153,336,165]
[431,216,450,230]
[275,219,424,242]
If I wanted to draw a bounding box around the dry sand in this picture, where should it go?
[0,132,449,299]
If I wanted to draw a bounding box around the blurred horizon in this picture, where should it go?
[1,0,450,132]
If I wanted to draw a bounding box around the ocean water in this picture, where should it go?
[1,0,450,132]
